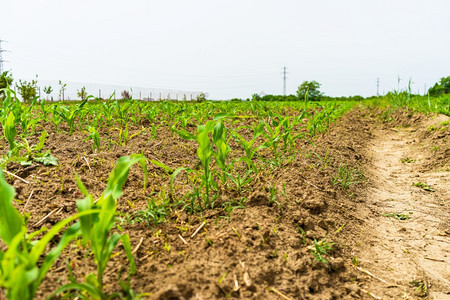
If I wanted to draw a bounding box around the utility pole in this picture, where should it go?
[282,66,287,96]
[376,77,380,96]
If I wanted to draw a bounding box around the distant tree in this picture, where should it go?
[0,71,13,99]
[428,76,450,96]
[77,86,87,100]
[251,93,261,101]
[16,78,38,102]
[43,86,53,101]
[196,93,206,102]
[296,80,323,101]
[58,80,67,101]
[121,90,131,100]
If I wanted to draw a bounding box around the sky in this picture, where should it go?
[1,0,449,99]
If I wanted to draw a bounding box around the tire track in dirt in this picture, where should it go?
[356,116,450,299]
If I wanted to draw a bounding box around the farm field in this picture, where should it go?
[0,88,449,299]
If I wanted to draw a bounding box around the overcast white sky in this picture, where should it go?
[1,0,449,99]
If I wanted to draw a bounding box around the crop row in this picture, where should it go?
[0,86,357,298]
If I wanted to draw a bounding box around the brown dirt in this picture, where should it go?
[1,107,448,299]
[354,113,450,299]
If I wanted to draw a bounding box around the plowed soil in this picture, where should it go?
[1,106,449,299]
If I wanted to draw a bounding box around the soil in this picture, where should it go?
[354,113,450,299]
[0,106,448,299]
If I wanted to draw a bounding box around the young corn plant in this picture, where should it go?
[39,98,52,121]
[3,111,18,156]
[55,155,148,299]
[212,120,231,184]
[0,168,99,300]
[117,124,145,146]
[56,97,89,135]
[232,121,265,161]
[172,119,224,212]
[226,158,256,193]
[87,126,101,151]
[1,112,57,167]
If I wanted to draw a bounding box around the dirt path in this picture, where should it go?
[356,116,450,299]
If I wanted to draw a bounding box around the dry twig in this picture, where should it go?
[4,169,30,184]
[191,221,206,238]
[83,157,92,171]
[267,287,293,300]
[360,289,382,300]
[355,266,388,284]
[21,190,34,214]
[178,234,188,244]
[33,206,64,227]
[132,237,144,254]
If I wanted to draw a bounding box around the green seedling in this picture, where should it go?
[383,212,411,220]
[149,159,174,175]
[3,111,17,155]
[400,157,415,163]
[333,163,364,189]
[314,149,330,170]
[54,155,148,299]
[0,168,99,300]
[232,121,265,160]
[131,197,170,227]
[87,126,101,151]
[218,272,228,285]
[56,97,89,135]
[413,181,434,192]
[410,280,428,297]
[310,238,335,265]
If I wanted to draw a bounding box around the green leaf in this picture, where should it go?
[170,167,188,194]
[34,223,81,292]
[29,209,100,266]
[35,130,48,152]
[53,282,102,299]
[0,168,24,246]
[213,113,235,120]
[120,234,136,274]
[173,127,196,140]
[149,159,173,174]
[100,233,121,274]
[75,172,89,197]
[100,155,146,204]
[33,153,58,166]
[77,195,96,244]
[4,112,17,151]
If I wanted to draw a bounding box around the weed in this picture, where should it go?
[413,181,435,192]
[333,163,364,189]
[409,280,428,297]
[400,157,415,163]
[310,238,335,265]
[232,227,242,240]
[383,212,412,220]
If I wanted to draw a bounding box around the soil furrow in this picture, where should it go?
[357,115,450,299]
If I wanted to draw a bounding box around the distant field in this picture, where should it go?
[0,88,448,299]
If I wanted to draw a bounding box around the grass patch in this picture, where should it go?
[383,212,412,220]
[413,181,435,192]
